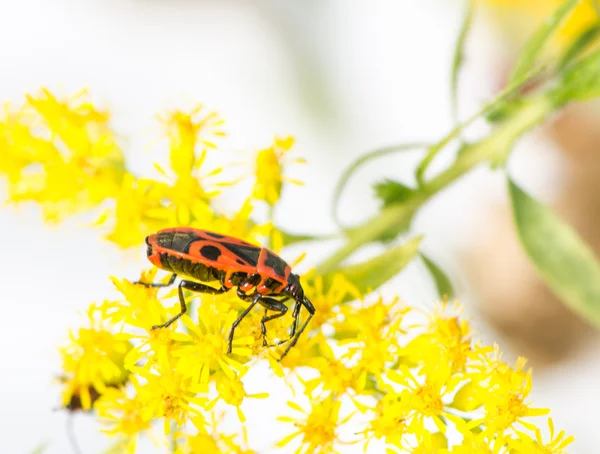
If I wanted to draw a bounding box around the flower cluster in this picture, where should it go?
[0,89,573,452]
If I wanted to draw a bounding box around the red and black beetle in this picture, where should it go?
[135,227,315,360]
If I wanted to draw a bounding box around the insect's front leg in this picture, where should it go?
[134,273,177,288]
[279,297,316,362]
[152,280,228,330]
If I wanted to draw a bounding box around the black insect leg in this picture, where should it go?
[273,298,302,346]
[151,280,228,330]
[228,293,261,354]
[134,273,177,288]
[279,297,316,361]
[257,297,289,347]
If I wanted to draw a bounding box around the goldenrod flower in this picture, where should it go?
[170,310,253,392]
[133,358,207,435]
[362,393,410,450]
[407,302,487,383]
[184,413,255,454]
[211,372,268,422]
[95,384,155,453]
[252,135,304,206]
[1,89,124,221]
[159,105,225,178]
[277,398,350,453]
[303,340,367,398]
[507,418,574,453]
[302,274,360,329]
[59,305,132,411]
[466,353,550,443]
[385,366,463,435]
[104,174,174,248]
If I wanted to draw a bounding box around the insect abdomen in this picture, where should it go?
[160,253,221,283]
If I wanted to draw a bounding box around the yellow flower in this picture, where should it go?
[211,372,269,422]
[362,393,410,450]
[406,301,488,383]
[507,418,575,453]
[277,398,349,454]
[107,271,174,329]
[303,340,367,398]
[95,384,156,453]
[465,351,550,444]
[1,88,124,221]
[385,366,463,436]
[397,431,448,454]
[103,174,174,248]
[159,105,225,178]
[303,273,360,329]
[133,357,207,435]
[59,305,132,411]
[252,135,303,206]
[184,413,256,454]
[170,310,253,392]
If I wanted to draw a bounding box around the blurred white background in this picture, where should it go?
[0,0,598,452]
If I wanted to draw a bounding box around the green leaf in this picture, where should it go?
[508,177,600,327]
[331,143,427,228]
[321,235,422,299]
[373,178,415,208]
[551,48,600,105]
[557,23,600,72]
[278,230,335,246]
[450,0,476,125]
[421,253,454,298]
[510,0,581,83]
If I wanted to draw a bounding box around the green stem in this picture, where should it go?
[424,94,554,194]
[317,94,555,273]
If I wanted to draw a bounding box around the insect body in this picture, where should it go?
[137,227,315,360]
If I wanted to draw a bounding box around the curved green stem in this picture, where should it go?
[331,143,428,228]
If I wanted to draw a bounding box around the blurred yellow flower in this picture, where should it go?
[507,418,574,453]
[1,88,124,221]
[59,305,132,411]
[253,135,304,206]
[95,384,155,454]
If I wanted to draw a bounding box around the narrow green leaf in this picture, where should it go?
[551,48,600,105]
[373,178,415,208]
[508,177,600,327]
[331,143,427,228]
[321,236,422,299]
[557,23,600,71]
[450,0,475,125]
[510,0,581,83]
[279,230,335,246]
[421,253,454,298]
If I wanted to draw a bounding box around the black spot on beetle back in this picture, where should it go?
[200,245,222,261]
[220,243,260,266]
[264,250,288,277]
[170,231,201,253]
